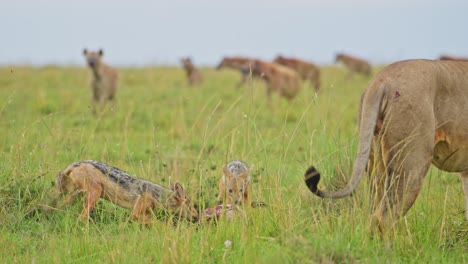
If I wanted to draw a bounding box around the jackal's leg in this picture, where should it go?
[79,186,103,221]
[132,195,154,227]
[460,172,468,221]
[217,178,226,204]
[51,190,82,211]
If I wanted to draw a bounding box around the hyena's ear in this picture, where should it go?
[172,182,186,197]
[83,48,88,56]
[98,49,104,56]
[223,165,233,179]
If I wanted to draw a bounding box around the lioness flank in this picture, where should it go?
[305,59,468,231]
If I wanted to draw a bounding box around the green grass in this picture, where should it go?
[0,65,466,263]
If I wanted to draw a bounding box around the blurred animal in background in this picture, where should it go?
[250,59,301,101]
[439,54,468,62]
[83,49,119,114]
[216,56,257,87]
[41,160,199,227]
[335,52,372,79]
[181,57,203,86]
[274,55,321,92]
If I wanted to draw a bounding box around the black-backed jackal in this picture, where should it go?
[43,160,198,226]
[181,57,203,86]
[335,52,372,79]
[217,160,252,206]
[83,49,119,114]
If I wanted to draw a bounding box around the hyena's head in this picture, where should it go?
[335,53,344,63]
[169,182,199,223]
[273,55,285,64]
[180,57,194,69]
[250,60,268,78]
[216,57,227,70]
[222,164,252,205]
[83,49,104,69]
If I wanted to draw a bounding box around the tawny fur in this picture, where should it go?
[335,53,372,79]
[274,55,321,92]
[45,160,198,227]
[251,59,302,100]
[181,57,203,86]
[305,59,468,231]
[83,49,118,114]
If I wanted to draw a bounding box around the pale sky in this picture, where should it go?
[1,0,467,66]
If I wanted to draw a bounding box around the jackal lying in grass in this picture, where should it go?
[42,160,198,226]
[217,160,252,206]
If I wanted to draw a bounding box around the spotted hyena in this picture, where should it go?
[250,59,302,101]
[216,56,257,87]
[439,54,468,62]
[83,49,118,114]
[181,57,203,86]
[274,55,321,92]
[335,52,372,79]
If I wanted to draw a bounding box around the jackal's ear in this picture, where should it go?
[173,182,185,197]
[98,49,104,56]
[83,48,88,55]
[223,165,232,178]
[239,166,253,179]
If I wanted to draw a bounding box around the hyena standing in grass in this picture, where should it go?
[216,56,257,87]
[274,55,321,92]
[217,160,252,206]
[335,52,372,79]
[181,57,203,86]
[83,49,118,114]
[250,59,302,101]
[42,160,198,227]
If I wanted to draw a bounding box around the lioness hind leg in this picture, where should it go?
[372,121,434,232]
[460,172,468,221]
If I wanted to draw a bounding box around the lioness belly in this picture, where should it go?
[433,140,468,172]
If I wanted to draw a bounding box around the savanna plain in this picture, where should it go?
[0,65,466,263]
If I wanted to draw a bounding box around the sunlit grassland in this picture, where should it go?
[0,65,466,263]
